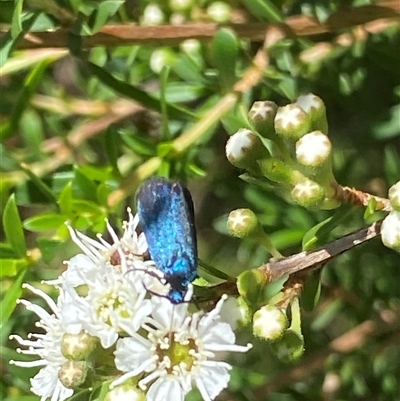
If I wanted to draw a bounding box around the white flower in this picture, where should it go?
[112,295,252,401]
[58,210,157,348]
[296,93,323,114]
[381,210,400,251]
[388,180,400,210]
[296,131,331,167]
[226,129,255,161]
[9,209,162,400]
[274,104,310,140]
[219,296,249,330]
[225,129,265,170]
[141,3,165,25]
[9,283,74,401]
[62,262,153,348]
[253,305,288,340]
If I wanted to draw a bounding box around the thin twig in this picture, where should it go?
[8,2,400,50]
[259,220,382,282]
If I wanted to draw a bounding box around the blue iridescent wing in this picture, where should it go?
[136,177,198,303]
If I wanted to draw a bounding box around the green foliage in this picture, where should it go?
[1,0,400,400]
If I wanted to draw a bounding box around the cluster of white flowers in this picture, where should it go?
[10,209,251,401]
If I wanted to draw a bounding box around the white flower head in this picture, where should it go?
[63,209,150,279]
[10,209,253,401]
[9,209,162,401]
[274,104,310,140]
[112,295,252,401]
[296,131,331,167]
[381,210,400,251]
[61,262,153,348]
[253,305,288,341]
[141,3,165,26]
[296,93,322,114]
[388,181,400,210]
[59,210,159,348]
[225,129,265,170]
[9,283,74,401]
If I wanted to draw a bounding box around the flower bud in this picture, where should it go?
[141,4,165,26]
[170,12,186,25]
[291,179,324,207]
[296,93,328,133]
[270,329,304,362]
[207,1,231,22]
[381,210,400,251]
[180,39,201,55]
[253,305,288,341]
[295,131,331,167]
[248,101,278,139]
[388,181,400,211]
[274,104,311,140]
[226,129,267,170]
[105,383,146,401]
[61,331,98,361]
[237,269,268,306]
[150,48,176,74]
[169,0,193,12]
[227,208,260,238]
[58,360,88,389]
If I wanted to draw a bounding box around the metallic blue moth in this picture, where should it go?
[136,177,198,304]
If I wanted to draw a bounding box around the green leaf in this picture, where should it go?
[73,168,98,202]
[3,194,27,257]
[300,271,322,311]
[237,269,266,307]
[372,104,400,140]
[58,182,74,215]
[302,206,356,251]
[87,62,196,121]
[0,258,28,276]
[0,12,39,69]
[198,258,230,280]
[210,28,238,93]
[0,269,26,331]
[23,213,66,232]
[185,163,207,178]
[311,298,343,330]
[105,125,122,176]
[20,163,58,204]
[120,131,156,157]
[173,54,206,84]
[1,58,52,140]
[384,145,400,184]
[160,66,172,140]
[364,197,377,220]
[11,0,24,38]
[90,0,124,33]
[36,238,64,263]
[262,274,289,302]
[0,243,17,259]
[242,0,282,22]
[157,142,175,158]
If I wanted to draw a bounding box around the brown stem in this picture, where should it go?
[5,2,399,50]
[258,220,382,283]
[331,182,392,212]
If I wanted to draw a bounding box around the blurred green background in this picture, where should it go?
[1,0,399,400]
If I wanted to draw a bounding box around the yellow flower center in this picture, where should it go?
[158,334,196,373]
